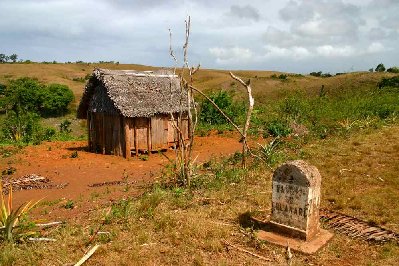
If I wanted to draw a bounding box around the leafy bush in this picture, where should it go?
[310,71,322,77]
[278,74,287,80]
[41,84,74,116]
[375,63,386,72]
[387,67,399,73]
[199,90,244,125]
[59,119,72,133]
[378,76,399,89]
[1,111,41,143]
[2,78,74,117]
[3,78,44,114]
[266,119,292,137]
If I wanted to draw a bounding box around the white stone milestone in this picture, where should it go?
[270,160,321,240]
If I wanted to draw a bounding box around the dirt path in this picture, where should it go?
[1,134,242,220]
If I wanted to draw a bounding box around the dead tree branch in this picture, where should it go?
[229,72,254,168]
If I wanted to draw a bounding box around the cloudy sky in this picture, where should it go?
[1,0,398,73]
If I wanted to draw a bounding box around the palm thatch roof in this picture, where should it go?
[77,68,188,119]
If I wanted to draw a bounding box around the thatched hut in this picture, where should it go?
[77,68,189,158]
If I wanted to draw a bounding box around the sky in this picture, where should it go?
[0,0,398,73]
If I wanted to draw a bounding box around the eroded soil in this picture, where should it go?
[0,134,242,220]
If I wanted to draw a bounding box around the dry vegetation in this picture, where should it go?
[0,63,398,265]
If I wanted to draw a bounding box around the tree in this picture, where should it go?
[0,54,5,63]
[375,63,386,72]
[9,54,18,63]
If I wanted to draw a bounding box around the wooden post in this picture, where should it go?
[87,111,91,152]
[102,113,106,155]
[147,118,151,156]
[124,117,130,158]
[134,118,138,157]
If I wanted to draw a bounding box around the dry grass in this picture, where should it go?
[1,125,399,265]
[1,63,398,265]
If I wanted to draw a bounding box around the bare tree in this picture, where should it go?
[169,16,199,186]
[168,17,257,187]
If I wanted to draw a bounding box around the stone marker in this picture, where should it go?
[270,160,321,240]
[256,160,333,254]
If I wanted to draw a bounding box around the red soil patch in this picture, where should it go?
[1,135,241,220]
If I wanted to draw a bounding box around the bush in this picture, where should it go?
[387,67,399,73]
[4,78,44,113]
[1,111,41,143]
[378,76,399,89]
[199,90,244,125]
[2,78,74,117]
[266,119,292,137]
[278,74,287,80]
[375,63,386,72]
[310,71,322,77]
[41,84,74,116]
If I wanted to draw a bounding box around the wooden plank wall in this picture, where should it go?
[88,112,189,158]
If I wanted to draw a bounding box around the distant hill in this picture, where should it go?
[0,63,396,105]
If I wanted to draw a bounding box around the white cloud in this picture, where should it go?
[316,45,356,57]
[209,47,253,64]
[367,42,386,54]
[264,45,311,59]
[0,0,398,73]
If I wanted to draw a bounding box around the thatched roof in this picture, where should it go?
[77,68,188,119]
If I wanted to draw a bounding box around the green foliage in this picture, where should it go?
[257,138,284,166]
[310,71,322,77]
[199,90,244,126]
[69,151,78,158]
[1,111,41,143]
[59,119,72,133]
[375,63,386,72]
[0,185,40,242]
[378,76,399,89]
[4,78,44,114]
[64,200,74,209]
[41,84,74,116]
[387,67,399,73]
[2,78,73,117]
[266,120,292,137]
[278,74,287,80]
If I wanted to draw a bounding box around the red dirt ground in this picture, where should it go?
[0,134,242,220]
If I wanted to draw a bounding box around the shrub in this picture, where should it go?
[1,111,41,143]
[310,71,322,77]
[378,76,399,89]
[2,78,74,117]
[41,84,74,116]
[59,119,72,133]
[387,67,399,73]
[278,74,287,80]
[266,119,292,137]
[4,78,44,113]
[199,90,244,125]
[375,63,386,72]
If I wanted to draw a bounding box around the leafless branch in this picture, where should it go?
[229,72,254,168]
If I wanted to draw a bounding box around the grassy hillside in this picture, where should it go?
[0,63,398,265]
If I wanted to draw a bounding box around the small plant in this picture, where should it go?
[278,74,287,80]
[59,119,72,133]
[1,166,16,176]
[139,154,149,161]
[266,120,292,137]
[69,151,78,158]
[257,138,283,166]
[64,200,74,209]
[0,185,40,241]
